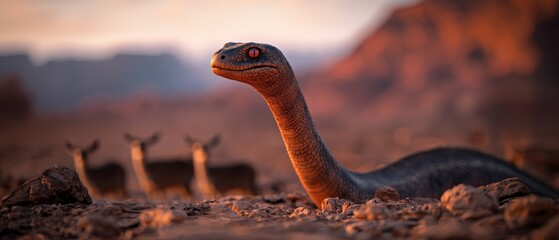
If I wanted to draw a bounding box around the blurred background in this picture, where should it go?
[1,0,558,198]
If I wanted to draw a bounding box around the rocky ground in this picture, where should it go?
[1,166,558,239]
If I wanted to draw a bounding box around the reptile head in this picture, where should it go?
[211,42,294,88]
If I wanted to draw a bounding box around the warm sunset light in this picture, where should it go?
[0,0,417,63]
[1,1,558,239]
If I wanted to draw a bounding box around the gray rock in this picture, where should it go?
[440,184,498,220]
[354,200,393,221]
[321,197,352,213]
[2,165,92,207]
[374,186,400,202]
[478,177,531,204]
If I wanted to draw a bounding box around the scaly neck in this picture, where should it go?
[256,78,363,206]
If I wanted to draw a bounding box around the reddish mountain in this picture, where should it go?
[304,0,559,134]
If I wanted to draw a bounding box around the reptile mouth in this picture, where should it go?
[211,65,280,78]
[211,65,278,72]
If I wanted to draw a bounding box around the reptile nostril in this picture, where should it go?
[220,55,225,60]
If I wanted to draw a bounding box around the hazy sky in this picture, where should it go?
[0,0,418,64]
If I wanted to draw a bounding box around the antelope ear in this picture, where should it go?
[184,135,195,146]
[207,134,221,148]
[124,133,135,142]
[88,139,100,152]
[146,132,160,145]
[64,141,75,154]
[65,141,74,150]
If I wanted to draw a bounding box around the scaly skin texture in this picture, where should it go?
[210,42,559,207]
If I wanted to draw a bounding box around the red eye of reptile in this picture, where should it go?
[248,48,260,58]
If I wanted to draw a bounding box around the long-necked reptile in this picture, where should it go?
[210,42,559,207]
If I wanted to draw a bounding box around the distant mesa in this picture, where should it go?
[304,0,559,133]
[0,53,205,113]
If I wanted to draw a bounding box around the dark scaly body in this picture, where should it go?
[211,42,559,207]
[347,147,559,200]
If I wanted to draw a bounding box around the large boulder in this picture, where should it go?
[2,165,92,207]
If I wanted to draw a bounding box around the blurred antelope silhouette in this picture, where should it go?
[65,140,128,199]
[124,132,194,200]
[186,134,258,199]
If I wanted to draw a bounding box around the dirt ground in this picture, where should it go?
[1,170,558,239]
[0,100,470,196]
[2,94,541,193]
[1,96,559,239]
